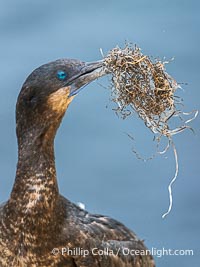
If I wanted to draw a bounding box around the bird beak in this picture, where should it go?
[68,60,106,97]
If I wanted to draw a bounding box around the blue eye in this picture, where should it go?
[56,70,67,80]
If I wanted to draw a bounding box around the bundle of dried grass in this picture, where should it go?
[103,44,181,135]
[102,44,198,218]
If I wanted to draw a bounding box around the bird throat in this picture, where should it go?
[3,89,73,240]
[5,131,62,233]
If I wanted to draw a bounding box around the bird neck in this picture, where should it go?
[8,131,60,219]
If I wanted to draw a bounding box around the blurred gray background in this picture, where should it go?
[0,0,199,266]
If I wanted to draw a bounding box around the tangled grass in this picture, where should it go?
[102,44,198,218]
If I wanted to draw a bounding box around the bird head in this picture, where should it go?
[16,59,105,146]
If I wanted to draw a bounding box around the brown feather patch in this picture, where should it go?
[47,87,75,113]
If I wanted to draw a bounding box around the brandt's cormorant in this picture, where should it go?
[0,58,155,267]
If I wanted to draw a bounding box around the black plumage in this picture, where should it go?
[0,58,155,267]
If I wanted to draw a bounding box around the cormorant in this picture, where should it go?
[0,58,155,267]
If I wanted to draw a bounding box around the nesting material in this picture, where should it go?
[103,44,198,218]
